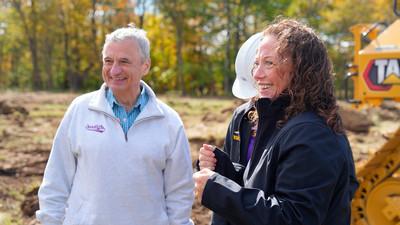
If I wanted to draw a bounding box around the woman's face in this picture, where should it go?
[252,35,293,100]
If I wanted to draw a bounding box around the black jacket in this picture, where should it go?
[222,101,255,174]
[211,101,254,225]
[202,97,358,225]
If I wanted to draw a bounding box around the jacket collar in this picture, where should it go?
[88,80,165,120]
[255,95,290,120]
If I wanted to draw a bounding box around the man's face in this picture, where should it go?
[102,39,150,95]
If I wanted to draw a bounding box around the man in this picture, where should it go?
[36,25,194,225]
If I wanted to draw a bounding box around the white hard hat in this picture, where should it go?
[232,32,263,99]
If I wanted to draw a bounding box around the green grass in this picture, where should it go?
[162,96,234,117]
[30,104,67,118]
[7,188,24,201]
[0,213,13,225]
[31,135,53,145]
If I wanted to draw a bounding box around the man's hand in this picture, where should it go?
[198,144,217,170]
[193,168,215,202]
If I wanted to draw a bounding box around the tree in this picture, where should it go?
[156,0,189,95]
[11,0,42,90]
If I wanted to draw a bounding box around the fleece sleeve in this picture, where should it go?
[36,103,77,225]
[164,125,195,225]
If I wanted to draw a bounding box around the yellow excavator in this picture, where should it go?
[345,1,400,224]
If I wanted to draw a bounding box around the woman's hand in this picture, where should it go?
[198,144,217,170]
[193,168,215,202]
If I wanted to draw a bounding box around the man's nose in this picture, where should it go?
[110,64,122,76]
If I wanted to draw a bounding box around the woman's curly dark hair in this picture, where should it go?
[264,18,344,133]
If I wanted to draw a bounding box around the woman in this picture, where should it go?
[198,32,261,172]
[194,18,358,225]
[198,32,262,225]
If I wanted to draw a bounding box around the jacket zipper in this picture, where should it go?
[126,116,161,141]
[90,108,162,142]
[103,111,128,141]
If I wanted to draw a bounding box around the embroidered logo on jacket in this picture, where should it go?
[86,124,105,133]
[233,131,240,141]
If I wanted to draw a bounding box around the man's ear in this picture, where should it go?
[141,59,151,76]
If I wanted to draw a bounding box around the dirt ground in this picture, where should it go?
[0,92,399,225]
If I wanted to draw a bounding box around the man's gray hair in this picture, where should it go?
[102,26,150,61]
